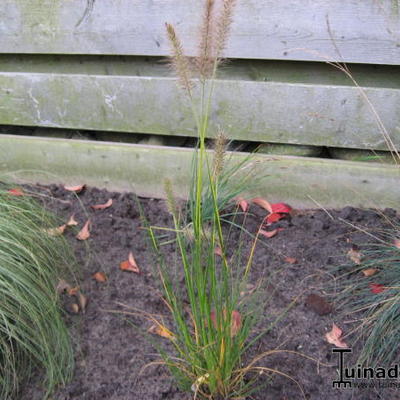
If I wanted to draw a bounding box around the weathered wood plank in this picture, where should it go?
[0,72,399,150]
[0,0,399,65]
[0,135,398,209]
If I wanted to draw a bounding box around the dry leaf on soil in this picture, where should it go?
[76,219,90,240]
[70,303,80,314]
[214,246,223,257]
[347,246,362,264]
[270,203,292,214]
[7,188,24,196]
[258,229,278,239]
[45,224,67,237]
[120,252,140,273]
[78,292,88,312]
[362,268,377,277]
[251,197,272,213]
[93,271,107,282]
[325,323,348,348]
[64,184,85,193]
[236,197,249,212]
[148,323,175,340]
[265,212,285,224]
[369,283,386,294]
[91,198,113,210]
[67,214,78,226]
[68,286,79,296]
[284,257,298,264]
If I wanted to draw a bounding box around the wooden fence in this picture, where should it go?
[0,0,399,207]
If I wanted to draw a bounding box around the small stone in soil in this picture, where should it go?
[305,293,333,316]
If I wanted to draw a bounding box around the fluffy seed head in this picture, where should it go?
[165,23,194,94]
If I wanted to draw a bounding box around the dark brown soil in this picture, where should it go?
[19,184,400,400]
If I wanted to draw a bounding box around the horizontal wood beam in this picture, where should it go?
[0,135,398,209]
[0,72,399,150]
[0,0,399,64]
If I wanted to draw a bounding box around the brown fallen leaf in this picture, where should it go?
[120,252,140,273]
[78,292,88,313]
[394,239,400,249]
[68,286,79,296]
[64,184,85,193]
[45,224,67,237]
[76,220,90,240]
[259,228,278,239]
[214,246,223,257]
[362,268,377,277]
[91,198,113,210]
[284,257,298,264]
[325,323,348,348]
[347,245,362,264]
[93,271,107,282]
[70,303,80,314]
[148,323,175,340]
[67,214,78,226]
[251,197,273,213]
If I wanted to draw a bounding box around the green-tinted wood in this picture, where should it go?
[0,72,399,150]
[0,134,398,209]
[0,0,399,65]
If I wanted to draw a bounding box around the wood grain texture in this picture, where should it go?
[0,72,399,150]
[0,135,398,209]
[0,0,399,64]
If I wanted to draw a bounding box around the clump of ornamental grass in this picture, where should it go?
[138,1,305,398]
[334,226,400,368]
[0,187,75,399]
[320,52,400,368]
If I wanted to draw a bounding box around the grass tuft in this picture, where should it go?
[0,187,75,398]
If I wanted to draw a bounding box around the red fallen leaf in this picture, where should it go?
[66,214,78,226]
[271,203,292,214]
[265,212,285,224]
[64,184,85,193]
[76,219,90,240]
[214,246,223,257]
[325,323,348,348]
[284,257,297,264]
[369,283,386,294]
[236,197,248,212]
[259,228,278,238]
[394,239,400,249]
[210,309,242,337]
[91,198,113,210]
[93,271,107,282]
[7,188,24,196]
[251,197,272,213]
[120,252,140,273]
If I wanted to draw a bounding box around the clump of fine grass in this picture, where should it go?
[0,187,75,398]
[138,1,305,398]
[334,224,400,367]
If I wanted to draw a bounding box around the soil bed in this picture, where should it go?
[19,184,399,400]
